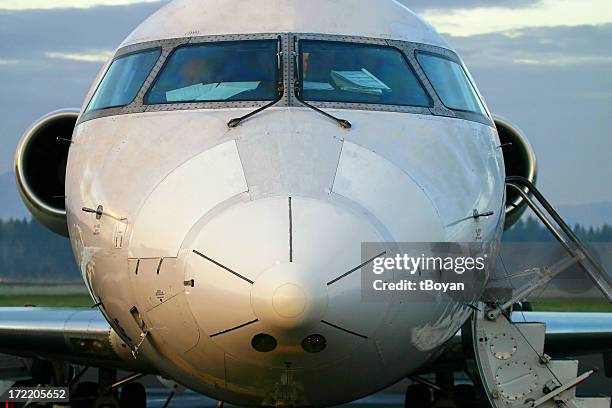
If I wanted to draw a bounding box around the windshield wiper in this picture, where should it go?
[228,36,285,128]
[292,38,351,129]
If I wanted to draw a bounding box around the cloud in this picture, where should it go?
[0,2,165,61]
[0,59,20,65]
[512,55,612,65]
[45,50,114,63]
[447,24,612,69]
[445,23,612,205]
[420,0,612,36]
[0,0,162,10]
[398,0,539,12]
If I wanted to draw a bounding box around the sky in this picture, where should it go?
[0,0,611,207]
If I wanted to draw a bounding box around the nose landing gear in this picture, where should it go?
[69,370,147,408]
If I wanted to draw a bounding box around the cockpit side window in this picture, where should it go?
[416,52,487,116]
[86,49,160,113]
[145,40,278,104]
[298,40,432,107]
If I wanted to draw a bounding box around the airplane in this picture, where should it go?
[2,0,611,407]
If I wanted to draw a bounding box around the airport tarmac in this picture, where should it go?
[0,353,609,406]
[136,354,611,407]
[145,389,405,407]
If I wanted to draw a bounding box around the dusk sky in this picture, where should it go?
[0,0,610,207]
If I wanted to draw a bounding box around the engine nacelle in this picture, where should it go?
[494,115,537,229]
[14,109,80,236]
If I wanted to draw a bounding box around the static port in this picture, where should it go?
[251,333,277,352]
[302,334,327,353]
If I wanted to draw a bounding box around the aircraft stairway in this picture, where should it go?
[504,176,612,302]
[463,176,612,408]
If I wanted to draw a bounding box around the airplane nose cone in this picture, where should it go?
[179,195,390,349]
[251,262,328,330]
[273,284,306,318]
[179,192,443,368]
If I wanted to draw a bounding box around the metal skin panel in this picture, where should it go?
[146,293,200,354]
[72,240,147,353]
[339,114,505,242]
[235,109,343,200]
[333,141,444,242]
[184,196,291,282]
[129,258,186,311]
[119,0,449,49]
[128,140,248,258]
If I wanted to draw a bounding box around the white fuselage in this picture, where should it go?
[63,0,506,405]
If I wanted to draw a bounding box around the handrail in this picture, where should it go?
[506,176,612,302]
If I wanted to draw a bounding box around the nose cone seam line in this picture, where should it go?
[192,249,254,285]
[327,250,387,286]
[289,196,293,262]
[320,320,368,339]
[209,318,259,338]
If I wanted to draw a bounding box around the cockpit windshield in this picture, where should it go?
[145,40,279,104]
[416,52,487,116]
[80,35,492,127]
[298,40,431,107]
[86,49,160,113]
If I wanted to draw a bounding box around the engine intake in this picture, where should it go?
[494,115,537,229]
[14,109,80,236]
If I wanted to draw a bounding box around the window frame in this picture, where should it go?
[84,47,162,114]
[143,39,282,105]
[296,39,433,109]
[77,33,493,128]
[415,50,489,119]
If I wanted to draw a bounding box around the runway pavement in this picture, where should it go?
[0,353,609,407]
[141,353,611,407]
[145,389,406,408]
